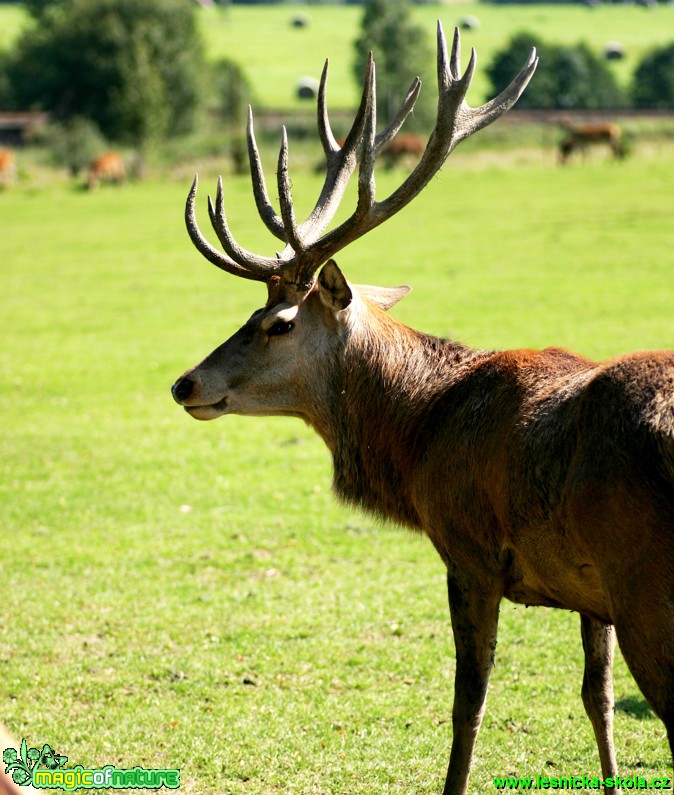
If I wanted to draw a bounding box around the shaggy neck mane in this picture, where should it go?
[309,306,489,529]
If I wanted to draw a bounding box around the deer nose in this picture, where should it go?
[171,376,194,403]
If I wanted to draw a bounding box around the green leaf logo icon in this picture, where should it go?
[12,768,31,786]
[2,748,18,765]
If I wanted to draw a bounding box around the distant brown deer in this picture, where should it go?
[172,25,673,795]
[86,151,125,189]
[381,132,426,168]
[0,148,15,187]
[559,122,625,164]
[322,133,426,172]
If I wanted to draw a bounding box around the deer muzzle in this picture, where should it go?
[171,374,229,420]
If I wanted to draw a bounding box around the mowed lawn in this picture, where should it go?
[2,142,674,794]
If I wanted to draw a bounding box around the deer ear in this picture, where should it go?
[356,284,411,311]
[318,259,352,312]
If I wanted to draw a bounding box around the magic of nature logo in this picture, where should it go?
[3,738,180,790]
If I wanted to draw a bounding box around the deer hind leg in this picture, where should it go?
[611,592,674,767]
[619,633,674,763]
[580,615,621,790]
[442,568,501,795]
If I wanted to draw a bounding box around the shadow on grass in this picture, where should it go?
[615,696,655,720]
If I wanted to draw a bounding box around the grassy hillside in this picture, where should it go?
[2,3,674,109]
[197,3,674,107]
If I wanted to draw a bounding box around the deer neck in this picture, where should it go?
[306,310,487,528]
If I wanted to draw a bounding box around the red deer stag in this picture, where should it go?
[559,122,625,164]
[172,24,673,795]
[86,151,125,189]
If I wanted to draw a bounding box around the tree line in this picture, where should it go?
[0,0,673,167]
[488,32,674,110]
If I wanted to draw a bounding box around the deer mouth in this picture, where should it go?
[184,396,228,421]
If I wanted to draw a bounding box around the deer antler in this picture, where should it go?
[185,22,538,290]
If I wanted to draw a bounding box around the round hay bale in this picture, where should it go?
[459,15,480,31]
[604,41,625,60]
[296,77,320,101]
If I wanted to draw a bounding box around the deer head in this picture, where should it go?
[171,23,537,424]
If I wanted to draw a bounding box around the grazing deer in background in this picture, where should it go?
[381,132,426,169]
[0,148,15,187]
[86,151,125,190]
[172,24,673,795]
[559,122,625,164]
[318,132,425,173]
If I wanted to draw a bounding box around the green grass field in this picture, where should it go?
[2,130,674,793]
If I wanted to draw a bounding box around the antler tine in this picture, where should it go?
[356,55,377,215]
[373,76,422,155]
[246,106,286,242]
[454,45,538,143]
[448,25,462,82]
[339,52,376,159]
[317,59,340,157]
[185,176,275,282]
[294,52,376,250]
[204,176,294,278]
[277,127,306,253]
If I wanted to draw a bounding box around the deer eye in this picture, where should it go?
[267,320,294,337]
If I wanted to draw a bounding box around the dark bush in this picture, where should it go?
[487,32,626,109]
[210,58,253,126]
[7,0,206,147]
[632,43,674,109]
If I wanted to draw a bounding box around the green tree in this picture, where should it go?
[487,32,625,109]
[7,0,206,148]
[40,116,109,176]
[211,58,253,127]
[632,44,674,109]
[23,0,67,18]
[353,0,434,131]
[209,58,254,174]
[0,50,12,110]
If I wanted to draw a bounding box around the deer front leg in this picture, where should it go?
[443,568,501,795]
[580,615,621,793]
